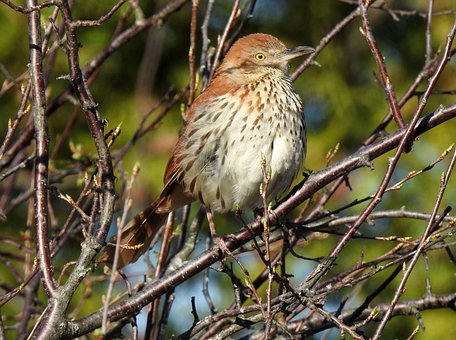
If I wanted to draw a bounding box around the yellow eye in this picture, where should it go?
[255,52,266,61]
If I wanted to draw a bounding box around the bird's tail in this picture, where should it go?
[97,202,168,268]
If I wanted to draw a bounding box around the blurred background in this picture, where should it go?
[0,0,455,338]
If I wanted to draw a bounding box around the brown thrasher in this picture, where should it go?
[99,33,313,267]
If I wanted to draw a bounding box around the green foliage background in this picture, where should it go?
[0,0,455,338]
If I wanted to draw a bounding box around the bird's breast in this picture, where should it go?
[179,78,306,213]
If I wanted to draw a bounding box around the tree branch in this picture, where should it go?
[298,16,456,292]
[294,293,456,336]
[65,103,455,337]
[360,0,405,128]
[26,0,57,298]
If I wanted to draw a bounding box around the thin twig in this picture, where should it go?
[72,0,127,27]
[339,0,455,19]
[360,0,405,129]
[291,7,360,80]
[102,164,139,335]
[0,0,60,14]
[0,83,31,159]
[200,0,215,88]
[0,153,35,182]
[188,0,199,107]
[145,212,175,340]
[311,304,364,340]
[207,0,241,81]
[425,0,434,64]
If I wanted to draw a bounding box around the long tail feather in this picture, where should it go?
[98,173,191,268]
[97,203,168,268]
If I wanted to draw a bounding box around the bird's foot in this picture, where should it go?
[213,235,233,264]
[213,235,249,275]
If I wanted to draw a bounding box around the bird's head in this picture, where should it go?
[216,33,314,82]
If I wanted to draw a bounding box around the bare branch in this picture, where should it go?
[71,0,127,27]
[373,116,456,337]
[102,164,139,335]
[299,16,456,293]
[26,0,57,298]
[360,0,405,128]
[187,0,199,107]
[208,0,241,81]
[291,7,359,80]
[1,0,60,14]
[425,0,435,63]
[66,104,455,337]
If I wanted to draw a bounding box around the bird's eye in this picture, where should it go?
[255,53,266,61]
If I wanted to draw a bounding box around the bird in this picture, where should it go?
[98,33,314,268]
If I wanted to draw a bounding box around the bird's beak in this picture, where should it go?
[279,46,315,62]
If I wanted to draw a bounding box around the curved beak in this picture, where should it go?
[279,46,315,62]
